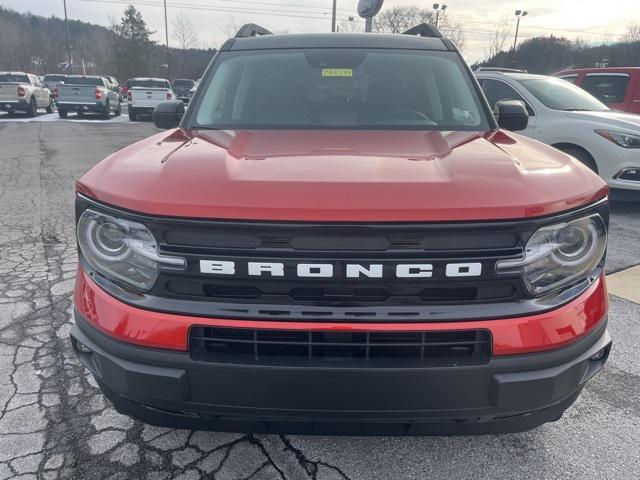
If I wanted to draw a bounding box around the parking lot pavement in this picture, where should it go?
[0,120,639,480]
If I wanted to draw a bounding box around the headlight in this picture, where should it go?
[77,209,185,291]
[497,214,607,296]
[595,130,640,148]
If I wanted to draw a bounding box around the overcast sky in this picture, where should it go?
[2,0,638,63]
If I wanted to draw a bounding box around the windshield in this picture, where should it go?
[0,74,29,83]
[132,79,170,89]
[66,76,104,86]
[518,77,609,111]
[44,75,66,82]
[190,49,489,130]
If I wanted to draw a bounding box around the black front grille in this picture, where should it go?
[189,326,492,367]
[148,219,529,316]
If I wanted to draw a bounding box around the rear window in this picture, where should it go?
[132,79,170,89]
[173,79,194,87]
[44,75,67,82]
[580,74,629,104]
[0,74,29,83]
[66,76,105,86]
[190,49,489,131]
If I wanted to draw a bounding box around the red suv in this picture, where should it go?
[71,25,611,435]
[555,67,640,114]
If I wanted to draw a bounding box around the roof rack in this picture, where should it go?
[403,23,442,38]
[474,67,528,73]
[235,23,273,38]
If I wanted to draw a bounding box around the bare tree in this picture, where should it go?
[624,22,640,43]
[172,10,199,77]
[373,6,464,50]
[338,19,364,33]
[484,14,512,60]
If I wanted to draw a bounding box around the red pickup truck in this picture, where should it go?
[71,24,611,435]
[555,67,640,114]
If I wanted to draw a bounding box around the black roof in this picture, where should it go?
[224,33,449,52]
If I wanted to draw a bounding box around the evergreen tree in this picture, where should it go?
[112,6,154,80]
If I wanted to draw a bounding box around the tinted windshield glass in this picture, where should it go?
[191,49,489,130]
[173,79,194,87]
[0,74,29,83]
[44,75,67,82]
[67,76,104,86]
[132,79,170,89]
[518,77,609,111]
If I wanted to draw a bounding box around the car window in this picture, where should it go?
[480,79,534,115]
[44,75,67,82]
[559,75,578,84]
[192,49,489,131]
[173,80,194,87]
[66,76,105,86]
[580,74,629,104]
[518,77,609,111]
[0,74,30,83]
[131,79,170,89]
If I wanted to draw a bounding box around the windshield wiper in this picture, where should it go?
[562,108,592,112]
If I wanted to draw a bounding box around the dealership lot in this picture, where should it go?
[0,119,639,479]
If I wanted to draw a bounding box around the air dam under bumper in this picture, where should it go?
[71,313,610,435]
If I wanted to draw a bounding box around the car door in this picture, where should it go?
[479,78,537,136]
[580,73,629,111]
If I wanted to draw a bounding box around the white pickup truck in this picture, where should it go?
[127,78,174,121]
[0,72,53,116]
[56,75,121,119]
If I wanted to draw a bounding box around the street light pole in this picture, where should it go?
[164,0,171,80]
[63,0,73,74]
[513,9,528,50]
[432,3,448,29]
[331,0,337,32]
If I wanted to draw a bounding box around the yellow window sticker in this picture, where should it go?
[321,68,353,77]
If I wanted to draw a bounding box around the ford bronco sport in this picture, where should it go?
[71,24,611,435]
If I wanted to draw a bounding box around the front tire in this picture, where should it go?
[114,102,121,116]
[46,97,54,114]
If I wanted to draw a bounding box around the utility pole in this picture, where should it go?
[331,0,337,32]
[63,0,73,74]
[164,0,171,80]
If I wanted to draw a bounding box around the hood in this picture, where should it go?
[77,129,608,222]
[566,110,640,132]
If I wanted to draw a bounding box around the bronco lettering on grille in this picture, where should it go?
[199,261,482,278]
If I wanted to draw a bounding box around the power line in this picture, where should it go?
[77,0,355,21]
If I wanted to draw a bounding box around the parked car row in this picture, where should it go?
[474,68,640,194]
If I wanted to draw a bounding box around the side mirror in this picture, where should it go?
[153,100,185,129]
[494,100,529,132]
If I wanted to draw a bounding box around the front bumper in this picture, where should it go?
[71,310,610,435]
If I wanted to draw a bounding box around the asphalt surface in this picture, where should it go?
[0,115,639,479]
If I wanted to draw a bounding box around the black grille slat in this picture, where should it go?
[189,326,491,367]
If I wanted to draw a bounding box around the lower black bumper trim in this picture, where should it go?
[71,312,611,435]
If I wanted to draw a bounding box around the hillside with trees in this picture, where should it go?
[477,23,640,74]
[0,6,215,81]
